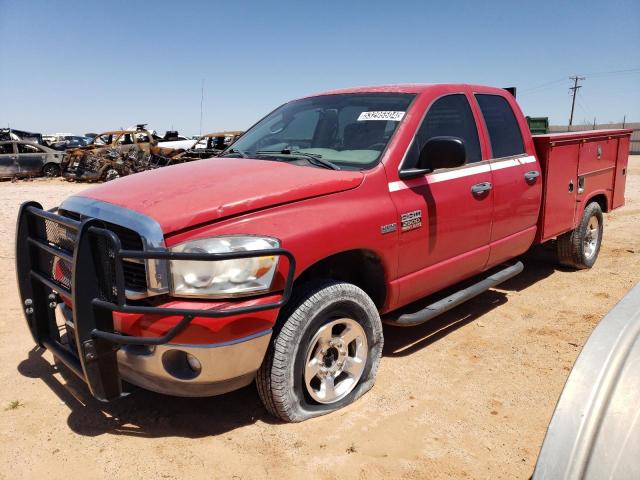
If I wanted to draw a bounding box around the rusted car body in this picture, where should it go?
[63,128,182,181]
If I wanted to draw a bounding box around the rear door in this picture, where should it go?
[390,93,494,306]
[474,93,542,266]
[0,142,18,177]
[16,142,48,175]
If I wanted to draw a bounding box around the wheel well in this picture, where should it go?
[586,193,608,213]
[294,250,386,308]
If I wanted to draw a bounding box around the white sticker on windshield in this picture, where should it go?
[357,111,405,122]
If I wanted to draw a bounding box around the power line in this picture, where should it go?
[568,75,586,130]
[519,67,640,96]
[582,67,640,78]
[520,78,567,93]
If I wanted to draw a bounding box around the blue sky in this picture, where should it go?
[1,0,638,135]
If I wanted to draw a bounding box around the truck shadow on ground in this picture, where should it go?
[18,348,275,437]
[382,243,562,356]
[17,244,562,438]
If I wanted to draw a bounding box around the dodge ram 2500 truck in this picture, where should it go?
[16,84,632,422]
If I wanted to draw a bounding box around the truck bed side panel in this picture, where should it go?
[613,136,630,209]
[535,141,579,241]
[533,129,632,243]
[575,137,619,214]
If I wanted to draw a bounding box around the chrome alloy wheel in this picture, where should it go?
[303,318,368,404]
[583,216,600,259]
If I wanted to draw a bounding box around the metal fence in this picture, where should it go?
[549,123,640,154]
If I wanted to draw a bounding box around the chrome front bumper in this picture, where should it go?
[56,304,271,397]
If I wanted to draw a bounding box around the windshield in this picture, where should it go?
[224,93,415,170]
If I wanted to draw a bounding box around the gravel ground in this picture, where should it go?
[0,159,638,479]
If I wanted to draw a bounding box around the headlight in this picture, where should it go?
[169,236,280,298]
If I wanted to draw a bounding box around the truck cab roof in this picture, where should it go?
[309,83,509,97]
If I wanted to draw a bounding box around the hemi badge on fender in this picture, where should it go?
[380,223,397,234]
[401,210,422,231]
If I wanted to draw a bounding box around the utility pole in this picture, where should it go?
[568,75,585,131]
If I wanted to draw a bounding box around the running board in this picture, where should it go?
[391,261,524,327]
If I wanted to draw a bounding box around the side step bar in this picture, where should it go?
[392,261,524,327]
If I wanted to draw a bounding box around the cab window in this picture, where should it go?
[17,143,43,154]
[403,94,482,169]
[0,143,15,154]
[117,133,134,146]
[92,134,112,145]
[475,94,524,158]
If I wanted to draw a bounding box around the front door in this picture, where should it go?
[0,142,19,177]
[390,93,494,307]
[16,142,47,176]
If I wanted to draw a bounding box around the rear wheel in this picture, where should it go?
[257,280,383,422]
[42,163,61,177]
[557,202,604,269]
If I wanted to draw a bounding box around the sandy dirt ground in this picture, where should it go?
[0,159,638,480]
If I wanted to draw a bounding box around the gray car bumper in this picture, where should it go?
[56,304,271,397]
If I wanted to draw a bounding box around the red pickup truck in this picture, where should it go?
[16,84,631,422]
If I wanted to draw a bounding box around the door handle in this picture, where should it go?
[524,170,540,184]
[471,182,492,196]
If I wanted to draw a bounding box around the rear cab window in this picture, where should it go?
[475,94,525,158]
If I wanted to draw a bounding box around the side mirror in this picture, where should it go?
[418,136,466,171]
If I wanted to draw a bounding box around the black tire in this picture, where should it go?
[557,202,604,269]
[42,163,61,177]
[256,280,383,422]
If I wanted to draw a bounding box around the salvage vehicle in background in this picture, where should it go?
[63,126,183,181]
[15,84,631,422]
[0,128,44,144]
[0,140,64,178]
[48,136,92,151]
[179,131,244,160]
[155,130,197,150]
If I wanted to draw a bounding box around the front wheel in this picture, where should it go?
[257,281,383,422]
[557,202,604,269]
[42,163,61,177]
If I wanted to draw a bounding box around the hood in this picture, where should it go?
[73,158,364,233]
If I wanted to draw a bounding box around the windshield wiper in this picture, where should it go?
[221,148,249,158]
[255,149,340,170]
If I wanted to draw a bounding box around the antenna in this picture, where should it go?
[199,78,205,136]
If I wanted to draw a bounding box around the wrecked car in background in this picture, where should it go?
[0,128,44,145]
[62,127,185,181]
[137,131,243,168]
[0,140,64,178]
[44,134,92,151]
[179,131,243,160]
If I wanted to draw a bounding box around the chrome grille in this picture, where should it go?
[58,209,148,295]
